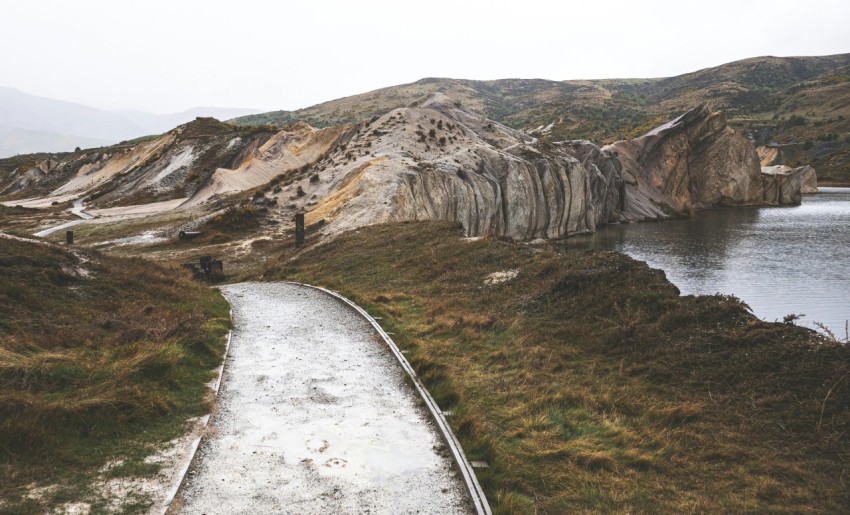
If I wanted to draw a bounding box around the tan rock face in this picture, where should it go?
[761,164,818,199]
[0,118,281,206]
[757,145,785,166]
[605,105,803,221]
[796,165,819,194]
[761,165,803,205]
[186,123,354,207]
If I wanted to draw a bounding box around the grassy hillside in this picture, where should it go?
[0,236,230,513]
[233,54,850,182]
[264,222,850,513]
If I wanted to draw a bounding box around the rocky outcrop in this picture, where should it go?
[762,165,818,197]
[302,93,627,239]
[559,141,626,227]
[1,165,48,195]
[797,165,819,193]
[0,119,282,208]
[605,105,804,221]
[761,166,804,204]
[185,122,355,207]
[757,147,819,192]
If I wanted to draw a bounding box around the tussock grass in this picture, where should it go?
[0,238,230,512]
[264,221,850,513]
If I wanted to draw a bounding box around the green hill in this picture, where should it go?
[233,53,850,182]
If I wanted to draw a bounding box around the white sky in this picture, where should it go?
[2,0,849,114]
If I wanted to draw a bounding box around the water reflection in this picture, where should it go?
[566,188,850,334]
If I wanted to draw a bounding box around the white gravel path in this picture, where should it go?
[174,282,471,514]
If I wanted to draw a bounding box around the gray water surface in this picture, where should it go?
[566,187,850,335]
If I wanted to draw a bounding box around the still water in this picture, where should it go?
[567,187,850,335]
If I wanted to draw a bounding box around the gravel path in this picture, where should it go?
[175,282,471,514]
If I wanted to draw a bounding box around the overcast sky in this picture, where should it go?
[2,0,849,114]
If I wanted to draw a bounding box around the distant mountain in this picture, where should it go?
[232,53,850,182]
[0,87,262,157]
[0,87,145,143]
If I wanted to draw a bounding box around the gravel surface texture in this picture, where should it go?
[175,282,471,514]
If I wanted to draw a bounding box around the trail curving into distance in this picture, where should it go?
[174,282,473,514]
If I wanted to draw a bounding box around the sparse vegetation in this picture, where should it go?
[0,237,230,512]
[2,52,849,513]
[787,114,808,127]
[209,204,264,231]
[264,221,850,513]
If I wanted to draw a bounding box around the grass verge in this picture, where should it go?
[0,236,230,513]
[264,221,850,513]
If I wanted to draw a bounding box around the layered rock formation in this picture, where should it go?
[760,166,804,204]
[0,118,283,208]
[605,105,806,221]
[797,165,819,193]
[757,146,819,193]
[1,95,815,242]
[302,93,626,239]
[185,121,355,207]
[558,141,626,227]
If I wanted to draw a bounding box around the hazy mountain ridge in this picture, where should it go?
[232,54,850,181]
[0,87,145,142]
[0,86,261,158]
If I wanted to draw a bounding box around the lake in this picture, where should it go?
[566,187,850,336]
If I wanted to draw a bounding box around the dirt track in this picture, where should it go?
[174,282,471,514]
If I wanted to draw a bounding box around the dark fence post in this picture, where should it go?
[66,230,74,245]
[295,212,305,247]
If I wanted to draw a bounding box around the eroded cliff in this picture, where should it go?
[300,93,627,239]
[604,105,813,222]
[1,95,813,242]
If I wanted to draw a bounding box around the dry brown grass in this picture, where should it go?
[263,221,850,513]
[0,237,230,512]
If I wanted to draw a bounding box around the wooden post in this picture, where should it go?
[295,213,305,247]
[66,230,74,245]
